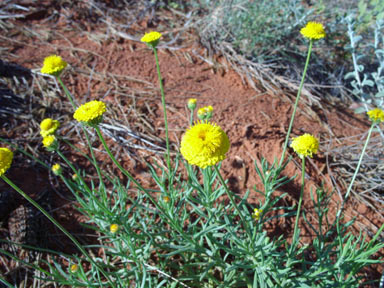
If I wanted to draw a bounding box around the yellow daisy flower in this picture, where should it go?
[252,208,263,221]
[367,108,384,123]
[187,98,197,110]
[73,100,106,125]
[41,55,67,76]
[110,224,119,233]
[70,264,79,273]
[197,105,214,120]
[51,163,62,176]
[290,133,319,158]
[141,31,162,47]
[300,22,326,40]
[180,121,230,169]
[0,148,13,177]
[40,118,60,137]
[42,135,57,150]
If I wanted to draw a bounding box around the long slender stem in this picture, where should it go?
[153,48,171,174]
[56,77,104,187]
[57,76,76,110]
[214,165,251,239]
[81,126,104,187]
[279,40,313,167]
[290,157,306,254]
[336,123,375,219]
[56,150,93,194]
[1,175,116,288]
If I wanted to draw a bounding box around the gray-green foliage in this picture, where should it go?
[40,156,384,287]
[344,16,384,113]
[195,0,311,61]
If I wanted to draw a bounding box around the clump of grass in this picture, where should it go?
[1,23,384,288]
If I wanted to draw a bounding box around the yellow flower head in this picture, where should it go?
[141,31,162,47]
[290,133,319,158]
[197,105,214,120]
[41,55,67,76]
[180,121,230,169]
[110,224,119,233]
[252,208,263,221]
[187,98,197,110]
[70,264,79,273]
[163,196,171,203]
[300,22,326,40]
[42,135,57,150]
[51,163,62,176]
[367,108,384,123]
[0,148,13,177]
[40,118,60,137]
[73,100,106,126]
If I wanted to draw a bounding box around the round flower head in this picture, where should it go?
[42,135,57,151]
[367,108,384,123]
[300,22,326,40]
[252,208,263,221]
[110,224,119,233]
[290,133,319,158]
[40,118,60,137]
[197,105,214,120]
[51,163,62,176]
[187,98,197,110]
[41,55,67,76]
[141,31,162,48]
[180,121,230,169]
[0,148,13,177]
[70,264,79,273]
[73,100,106,126]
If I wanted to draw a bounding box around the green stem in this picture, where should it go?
[290,157,306,255]
[0,137,49,169]
[95,125,202,248]
[56,77,103,187]
[56,150,92,195]
[95,126,144,191]
[57,76,76,110]
[214,165,251,239]
[189,110,194,126]
[279,40,313,167]
[336,122,375,219]
[153,47,171,174]
[1,175,116,288]
[81,126,104,187]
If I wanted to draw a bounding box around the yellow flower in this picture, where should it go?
[73,100,106,125]
[197,105,214,120]
[40,118,60,137]
[42,135,57,150]
[367,108,384,123]
[290,133,319,158]
[70,264,79,273]
[72,173,78,181]
[163,196,170,203]
[187,98,197,110]
[252,208,263,221]
[41,55,67,76]
[141,31,162,47]
[51,163,62,176]
[300,22,326,40]
[180,121,230,169]
[0,148,13,177]
[110,224,119,233]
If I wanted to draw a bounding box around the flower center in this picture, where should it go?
[198,131,206,141]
